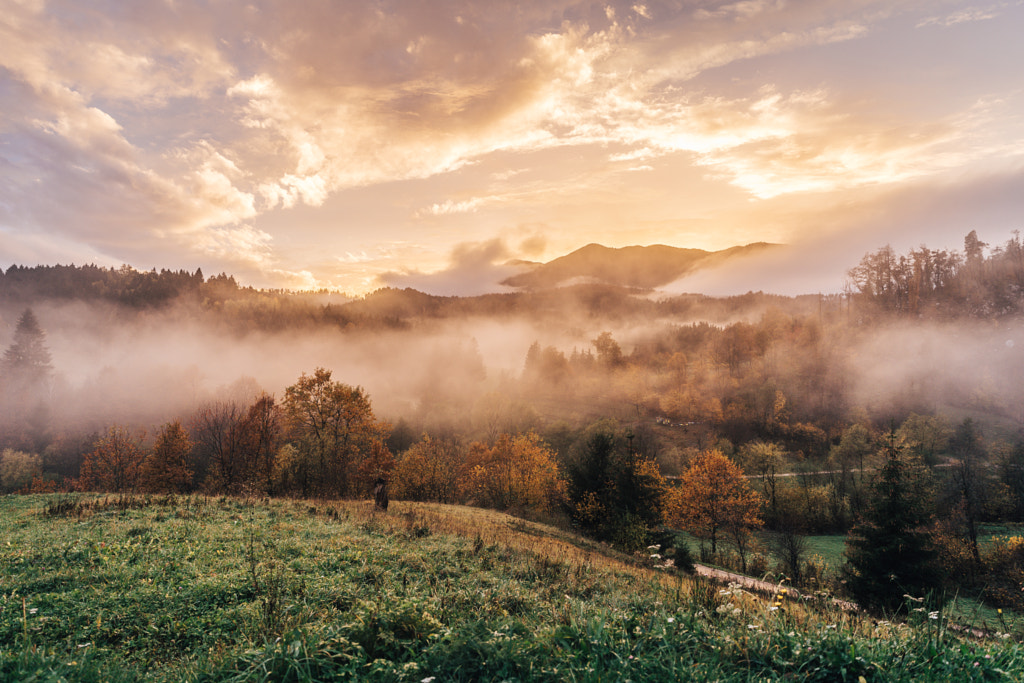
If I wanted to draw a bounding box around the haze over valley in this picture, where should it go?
[3,5,1024,675]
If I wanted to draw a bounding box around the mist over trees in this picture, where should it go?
[4,231,1024,611]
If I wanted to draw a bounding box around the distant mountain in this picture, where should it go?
[501,242,781,290]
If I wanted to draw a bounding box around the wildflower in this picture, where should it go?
[928,611,939,620]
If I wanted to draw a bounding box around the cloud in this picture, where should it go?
[2,0,1022,292]
[378,238,528,296]
[518,233,548,258]
[916,4,1002,28]
[418,197,490,217]
[664,165,1024,296]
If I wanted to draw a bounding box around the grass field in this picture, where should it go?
[2,493,1023,681]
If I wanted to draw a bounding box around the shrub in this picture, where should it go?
[982,535,1024,609]
[0,449,41,492]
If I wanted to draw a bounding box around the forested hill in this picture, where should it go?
[0,261,810,333]
[3,230,1024,326]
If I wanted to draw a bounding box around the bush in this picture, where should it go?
[0,449,41,492]
[982,535,1024,609]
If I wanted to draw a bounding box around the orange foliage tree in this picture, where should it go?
[283,368,391,498]
[140,420,194,493]
[464,432,564,512]
[391,434,466,503]
[667,449,762,557]
[78,425,147,493]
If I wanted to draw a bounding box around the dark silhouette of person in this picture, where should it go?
[374,477,389,511]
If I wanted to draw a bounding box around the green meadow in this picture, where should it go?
[2,493,1022,682]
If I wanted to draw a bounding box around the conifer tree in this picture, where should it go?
[1,308,53,390]
[1,308,54,450]
[843,432,944,614]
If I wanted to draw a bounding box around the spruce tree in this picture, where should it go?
[843,432,944,614]
[1,308,54,449]
[2,308,53,387]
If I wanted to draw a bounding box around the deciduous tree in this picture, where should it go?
[78,425,146,493]
[666,449,762,557]
[0,448,41,492]
[464,432,563,512]
[283,368,390,498]
[240,393,282,495]
[392,434,466,503]
[191,400,248,493]
[140,420,193,493]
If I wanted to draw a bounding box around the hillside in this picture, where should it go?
[501,242,781,290]
[2,494,1021,682]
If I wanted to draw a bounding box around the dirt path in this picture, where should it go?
[692,563,860,612]
[693,563,798,597]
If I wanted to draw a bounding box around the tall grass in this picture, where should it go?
[1,494,1022,681]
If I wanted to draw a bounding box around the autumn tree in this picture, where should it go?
[283,368,390,498]
[140,420,194,493]
[391,434,466,503]
[738,440,785,523]
[191,400,249,493]
[78,425,146,493]
[240,393,282,495]
[667,449,762,560]
[592,331,624,368]
[0,448,42,492]
[463,432,564,512]
[844,433,943,614]
[896,413,950,467]
[828,424,875,516]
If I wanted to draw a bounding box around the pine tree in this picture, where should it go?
[843,432,944,614]
[1,308,54,450]
[2,308,53,388]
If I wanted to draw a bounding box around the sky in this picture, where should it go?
[2,0,1023,296]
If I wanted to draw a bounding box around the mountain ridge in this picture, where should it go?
[501,241,782,290]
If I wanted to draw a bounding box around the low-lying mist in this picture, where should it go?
[847,319,1024,424]
[9,288,1024,449]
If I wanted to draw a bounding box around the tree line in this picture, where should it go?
[848,230,1024,318]
[4,231,1024,616]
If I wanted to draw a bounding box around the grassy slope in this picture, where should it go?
[0,494,1021,682]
